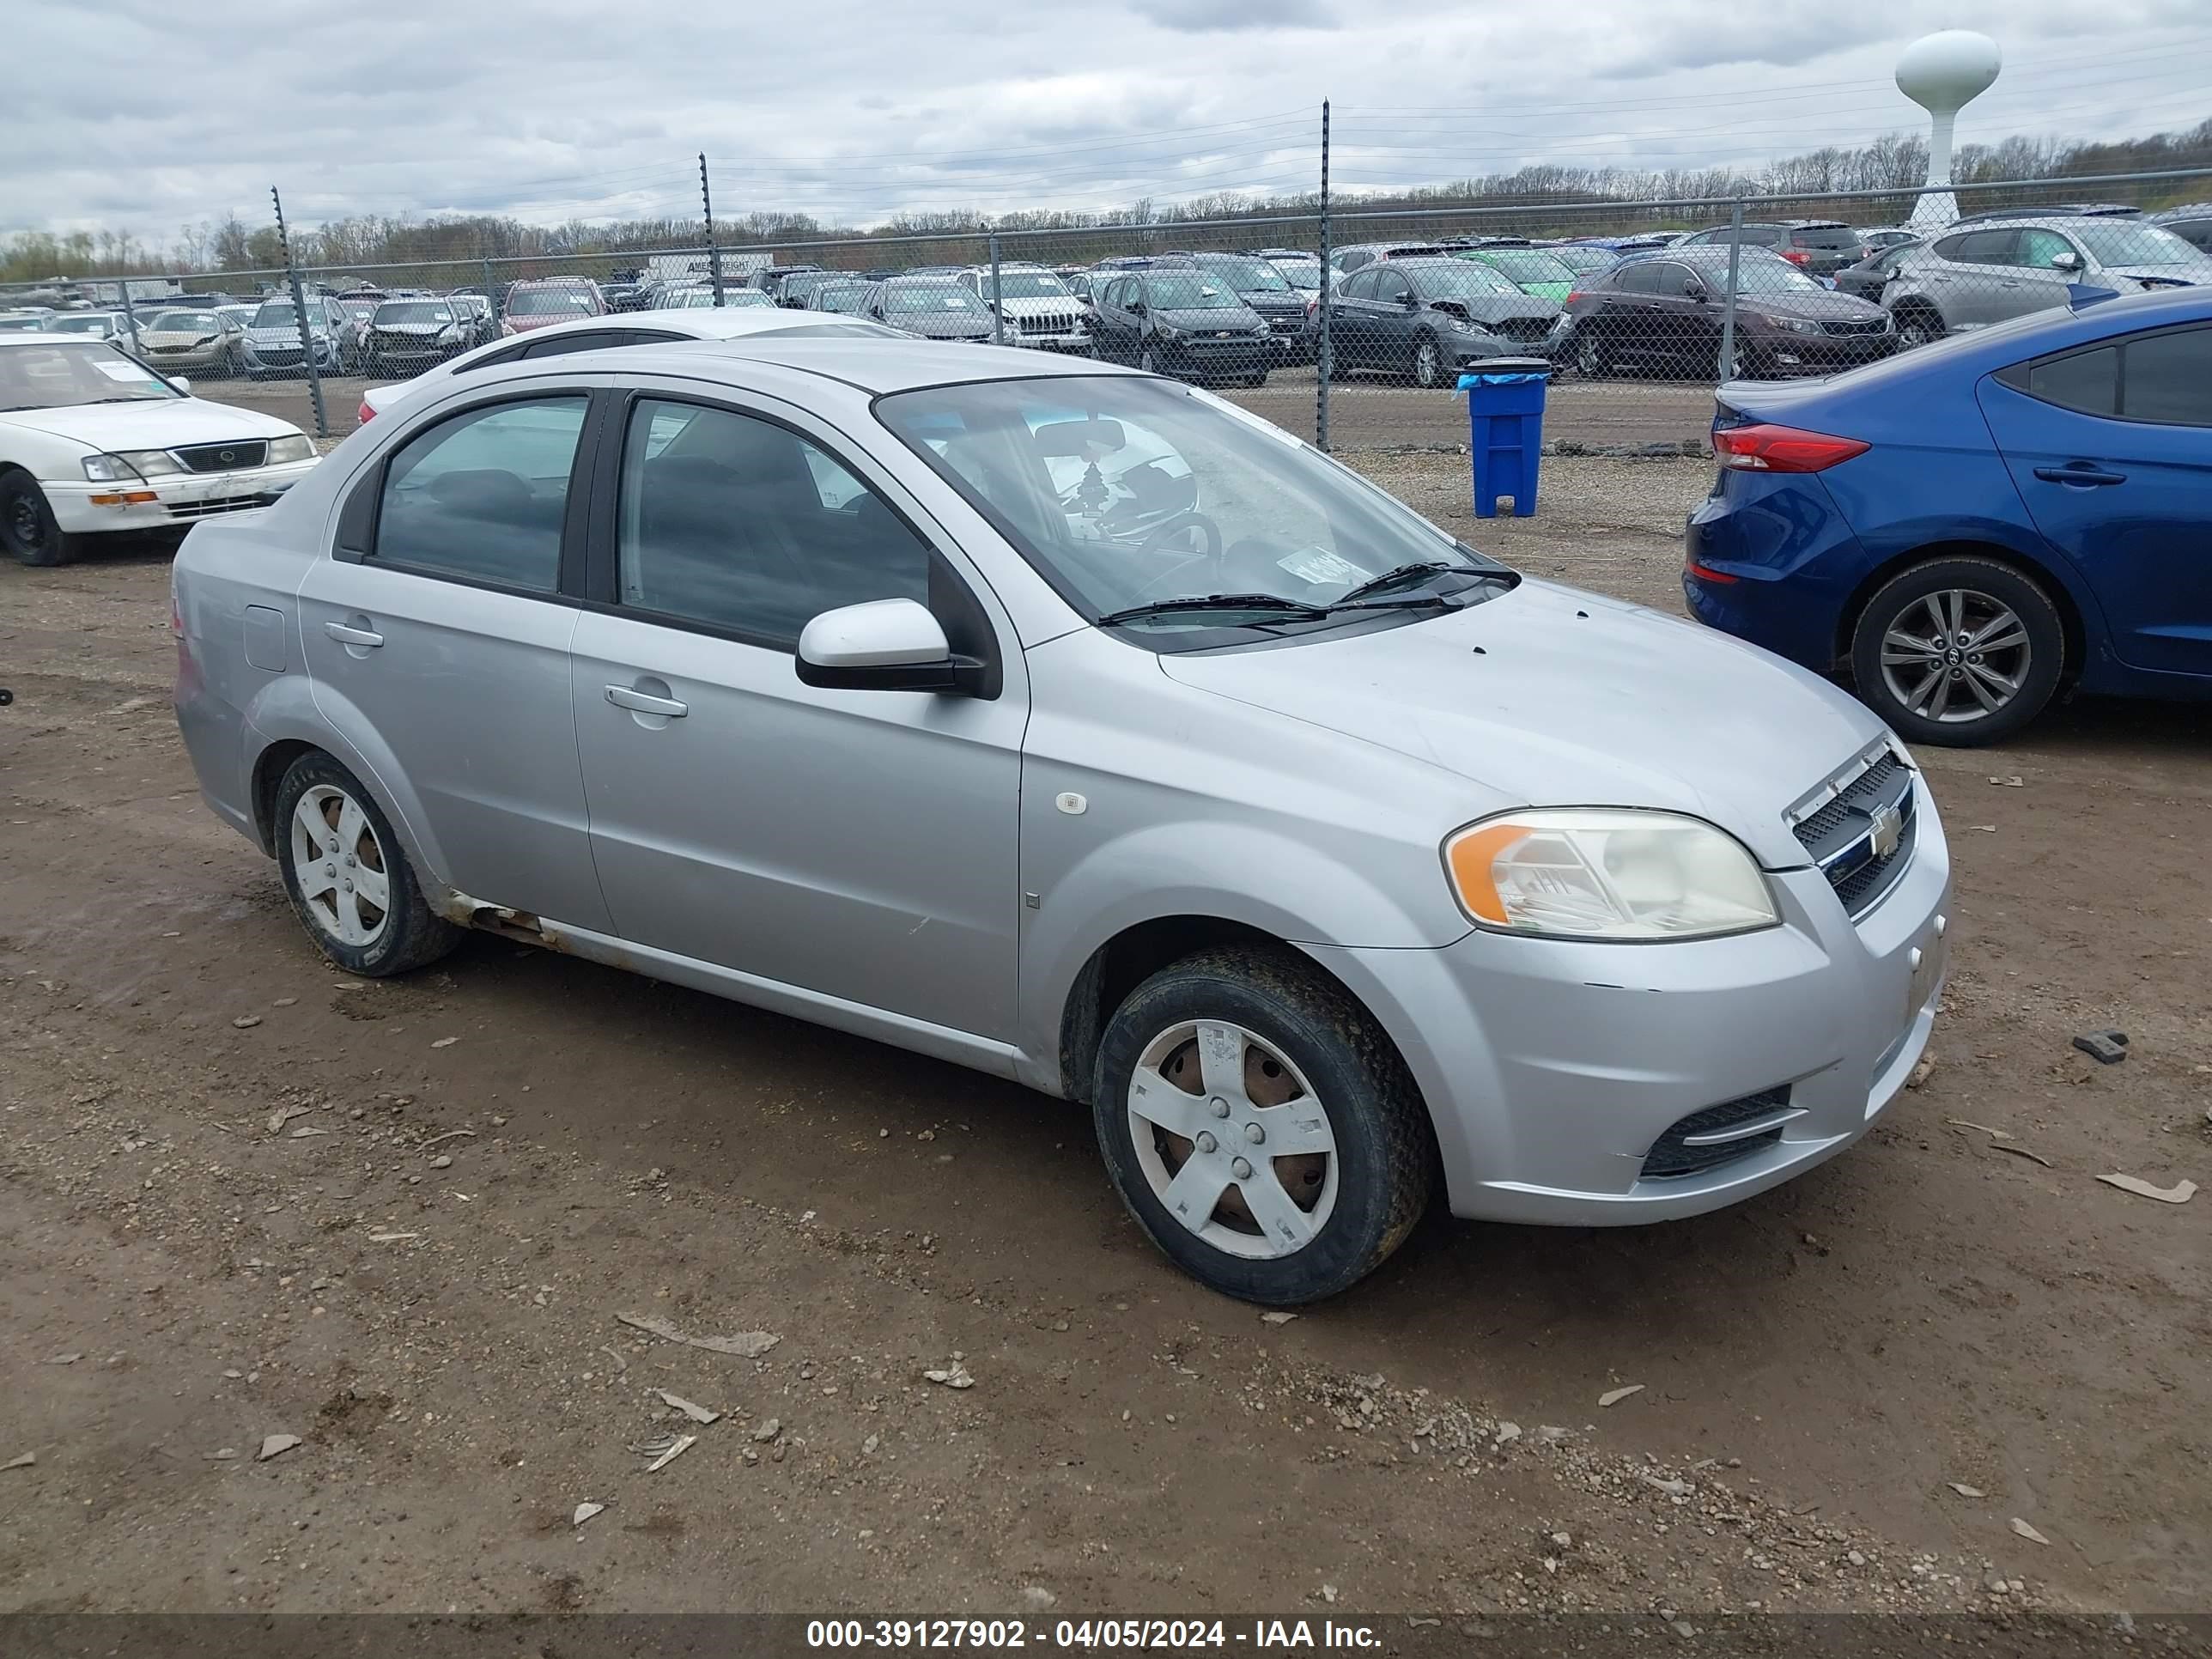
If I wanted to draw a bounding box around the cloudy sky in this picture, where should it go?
[7,0,2209,248]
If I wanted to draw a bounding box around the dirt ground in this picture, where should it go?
[1,455,2207,1632]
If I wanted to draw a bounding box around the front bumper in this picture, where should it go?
[1310,803,1952,1224]
[1759,329,1895,373]
[43,459,322,535]
[244,339,343,374]
[137,345,231,371]
[1157,335,1271,376]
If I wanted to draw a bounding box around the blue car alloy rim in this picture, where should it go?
[1878,587,2031,724]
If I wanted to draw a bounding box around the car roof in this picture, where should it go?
[2150,202,2212,220]
[491,336,1140,398]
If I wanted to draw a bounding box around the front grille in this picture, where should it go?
[1820,317,1889,337]
[1267,316,1304,333]
[167,495,266,520]
[1494,317,1553,343]
[1792,749,1917,918]
[255,348,304,365]
[1642,1087,1794,1181]
[1018,313,1076,336]
[172,441,267,473]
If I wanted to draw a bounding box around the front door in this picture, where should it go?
[569,391,1028,1039]
[300,391,613,931]
[1980,323,2212,678]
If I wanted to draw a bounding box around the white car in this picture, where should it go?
[356,305,906,423]
[0,337,319,566]
[956,264,1090,351]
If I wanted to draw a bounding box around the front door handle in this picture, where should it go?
[2033,463,2127,488]
[324,620,383,647]
[605,684,689,718]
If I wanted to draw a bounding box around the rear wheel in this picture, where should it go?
[273,752,462,975]
[1849,556,2063,746]
[1139,344,1158,374]
[1243,364,1268,388]
[1091,947,1434,1304]
[0,473,85,568]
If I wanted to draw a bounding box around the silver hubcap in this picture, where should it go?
[1880,587,2030,724]
[1127,1020,1338,1260]
[1577,338,1600,373]
[1140,349,1155,372]
[1416,343,1437,384]
[289,785,392,947]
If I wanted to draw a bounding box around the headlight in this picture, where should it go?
[82,449,183,481]
[1770,315,1822,336]
[1449,319,1474,334]
[267,434,314,464]
[1443,809,1778,941]
[1155,324,1182,342]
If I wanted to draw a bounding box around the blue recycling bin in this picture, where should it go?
[1457,358,1551,519]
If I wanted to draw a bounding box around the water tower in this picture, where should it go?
[1896,30,2002,229]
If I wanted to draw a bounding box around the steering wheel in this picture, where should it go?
[1118,511,1231,600]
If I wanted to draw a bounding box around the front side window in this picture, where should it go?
[374,398,585,591]
[1371,271,1413,306]
[2014,229,2077,270]
[1340,270,1379,301]
[617,399,930,646]
[877,376,1510,641]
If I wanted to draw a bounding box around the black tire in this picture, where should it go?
[1893,306,1944,351]
[1849,556,2064,747]
[1091,946,1435,1305]
[1243,365,1268,388]
[273,751,463,976]
[0,472,85,568]
[1139,344,1159,374]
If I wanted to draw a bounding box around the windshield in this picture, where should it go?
[507,287,598,316]
[376,303,455,325]
[0,315,51,332]
[1144,276,1241,311]
[1723,263,1824,295]
[1548,246,1619,274]
[876,375,1510,635]
[1404,262,1518,300]
[147,311,222,332]
[51,314,118,334]
[884,283,982,314]
[982,271,1070,300]
[250,303,315,329]
[1199,258,1289,292]
[0,341,179,410]
[1271,261,1324,290]
[2075,221,2203,268]
[815,284,872,313]
[1470,249,1577,286]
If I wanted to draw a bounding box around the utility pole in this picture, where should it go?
[1316,100,1333,453]
[270,186,327,439]
[700,153,726,307]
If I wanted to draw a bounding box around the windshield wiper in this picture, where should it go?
[1097,592,1333,627]
[1328,561,1471,606]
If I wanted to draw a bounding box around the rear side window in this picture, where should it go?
[1999,325,2212,425]
[373,398,586,591]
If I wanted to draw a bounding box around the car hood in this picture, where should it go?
[894,313,994,338]
[991,295,1083,315]
[1157,580,1885,869]
[1230,288,1305,310]
[0,398,299,451]
[138,329,225,346]
[370,322,453,337]
[1742,290,1888,321]
[1157,306,1265,330]
[2102,264,2209,288]
[1426,295,1561,326]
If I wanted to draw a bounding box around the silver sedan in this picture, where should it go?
[172,337,1951,1303]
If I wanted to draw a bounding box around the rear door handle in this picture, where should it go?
[323,620,383,647]
[2033,463,2127,487]
[605,684,689,718]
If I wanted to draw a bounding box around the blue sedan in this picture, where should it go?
[1683,288,2212,744]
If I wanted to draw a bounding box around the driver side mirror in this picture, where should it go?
[1127,299,1146,316]
[1682,279,1708,303]
[2049,249,2082,272]
[1401,292,1420,310]
[172,376,193,395]
[795,598,981,696]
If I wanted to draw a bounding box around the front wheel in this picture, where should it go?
[1411,334,1444,389]
[274,752,463,975]
[0,473,85,568]
[1091,947,1435,1305]
[1138,344,1159,374]
[1243,363,1268,388]
[1893,307,1945,351]
[1849,556,2063,746]
[1574,330,1607,379]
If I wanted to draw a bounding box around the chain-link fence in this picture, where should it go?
[6,164,2209,447]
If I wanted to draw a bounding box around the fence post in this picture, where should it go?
[270,186,328,441]
[1717,197,1744,386]
[988,234,1006,345]
[700,153,726,307]
[481,257,498,331]
[1316,99,1332,453]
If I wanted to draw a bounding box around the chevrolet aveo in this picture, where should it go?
[173,337,1951,1304]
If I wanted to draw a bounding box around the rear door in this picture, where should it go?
[1644,261,1716,369]
[1934,229,2021,326]
[1367,268,1417,366]
[1980,323,2212,677]
[300,388,613,929]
